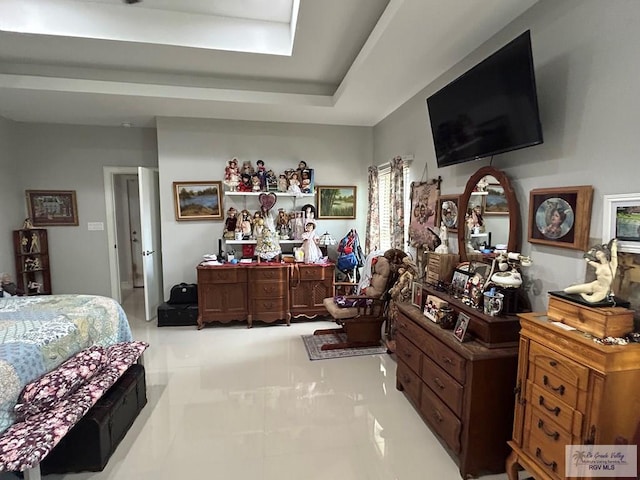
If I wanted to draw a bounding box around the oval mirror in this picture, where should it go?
[457,166,519,262]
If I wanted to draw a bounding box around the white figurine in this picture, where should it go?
[564,239,618,303]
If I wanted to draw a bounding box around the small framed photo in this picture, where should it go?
[173,181,223,221]
[411,281,424,309]
[603,193,640,253]
[453,312,471,342]
[528,186,593,251]
[451,267,471,297]
[437,194,461,233]
[26,190,79,226]
[316,186,357,219]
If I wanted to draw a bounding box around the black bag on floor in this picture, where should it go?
[168,282,198,305]
[157,302,198,327]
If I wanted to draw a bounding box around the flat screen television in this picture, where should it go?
[427,30,543,168]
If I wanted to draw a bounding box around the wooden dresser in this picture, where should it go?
[396,302,519,478]
[507,312,640,480]
[196,263,334,328]
[289,264,334,319]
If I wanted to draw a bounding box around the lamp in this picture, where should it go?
[318,231,337,256]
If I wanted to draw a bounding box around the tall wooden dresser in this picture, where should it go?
[395,301,519,478]
[506,312,640,480]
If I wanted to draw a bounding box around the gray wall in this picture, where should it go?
[373,0,640,312]
[10,123,157,295]
[0,117,23,278]
[157,117,372,298]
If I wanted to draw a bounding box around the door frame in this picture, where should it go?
[104,166,139,304]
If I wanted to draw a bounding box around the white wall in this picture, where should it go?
[157,117,372,298]
[374,0,640,312]
[0,117,23,277]
[11,123,158,295]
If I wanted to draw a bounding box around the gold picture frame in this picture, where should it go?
[173,181,223,221]
[26,190,79,226]
[316,186,357,219]
[436,194,461,233]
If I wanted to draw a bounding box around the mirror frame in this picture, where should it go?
[457,166,519,262]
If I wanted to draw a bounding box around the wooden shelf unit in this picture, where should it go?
[13,228,51,295]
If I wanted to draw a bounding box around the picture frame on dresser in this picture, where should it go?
[602,193,640,253]
[453,312,470,342]
[528,185,593,250]
[173,181,223,221]
[411,281,424,309]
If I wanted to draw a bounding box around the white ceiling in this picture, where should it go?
[0,0,539,128]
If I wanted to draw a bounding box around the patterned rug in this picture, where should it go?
[301,333,388,360]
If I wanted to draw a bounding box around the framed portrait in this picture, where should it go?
[411,281,424,309]
[436,194,460,232]
[603,193,640,253]
[26,190,79,226]
[408,180,440,248]
[316,186,356,219]
[450,266,472,298]
[453,312,471,342]
[484,184,509,215]
[528,186,593,251]
[173,181,223,221]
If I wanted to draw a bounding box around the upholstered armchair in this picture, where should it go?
[315,249,405,351]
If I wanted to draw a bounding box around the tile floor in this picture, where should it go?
[1,289,531,480]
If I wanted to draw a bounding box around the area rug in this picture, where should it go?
[301,333,388,360]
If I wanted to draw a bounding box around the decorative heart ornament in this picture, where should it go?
[258,192,277,211]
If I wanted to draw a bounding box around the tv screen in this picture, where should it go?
[427,30,543,168]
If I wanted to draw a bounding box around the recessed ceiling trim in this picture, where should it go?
[0,0,297,55]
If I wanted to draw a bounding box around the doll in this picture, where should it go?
[240,209,253,239]
[251,175,261,192]
[276,209,290,238]
[291,210,305,240]
[287,172,301,194]
[256,159,267,190]
[223,158,240,191]
[239,173,253,192]
[301,221,323,264]
[242,160,254,176]
[255,227,281,262]
[278,174,288,192]
[223,207,238,240]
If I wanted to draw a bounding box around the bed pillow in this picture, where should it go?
[15,345,107,420]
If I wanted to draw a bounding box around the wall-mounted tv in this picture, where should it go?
[427,30,543,168]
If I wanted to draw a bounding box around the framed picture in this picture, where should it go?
[316,186,357,219]
[603,193,640,253]
[436,194,460,233]
[409,180,440,248]
[173,181,223,221]
[453,312,471,342]
[484,184,509,215]
[411,281,424,309]
[528,186,593,251]
[26,190,79,226]
[450,266,472,298]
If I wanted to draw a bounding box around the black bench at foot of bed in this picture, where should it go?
[157,302,198,327]
[41,364,147,474]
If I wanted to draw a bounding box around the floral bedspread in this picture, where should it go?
[0,295,133,436]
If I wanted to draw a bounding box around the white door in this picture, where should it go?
[138,167,163,321]
[127,178,144,288]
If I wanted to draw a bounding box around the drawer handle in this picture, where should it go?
[402,374,411,384]
[535,448,557,471]
[264,302,274,309]
[432,409,443,423]
[537,419,560,440]
[543,375,565,395]
[402,351,412,359]
[539,396,561,416]
[442,356,454,365]
[433,377,445,390]
[549,360,558,367]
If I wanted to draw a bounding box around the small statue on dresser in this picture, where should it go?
[564,238,618,303]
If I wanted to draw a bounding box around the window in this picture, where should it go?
[377,163,410,251]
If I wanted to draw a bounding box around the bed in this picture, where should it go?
[0,294,145,479]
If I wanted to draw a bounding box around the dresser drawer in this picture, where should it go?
[531,364,579,408]
[529,342,589,390]
[527,381,583,435]
[252,281,287,298]
[525,406,572,453]
[297,265,327,281]
[397,360,421,405]
[421,354,464,417]
[253,267,288,281]
[396,333,422,376]
[420,384,462,454]
[523,425,565,480]
[397,315,467,384]
[251,298,287,314]
[198,267,247,284]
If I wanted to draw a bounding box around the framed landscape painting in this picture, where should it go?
[26,190,79,226]
[603,193,640,253]
[316,186,357,219]
[173,181,223,221]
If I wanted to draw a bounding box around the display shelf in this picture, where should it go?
[224,192,314,198]
[13,228,51,295]
[225,239,303,245]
